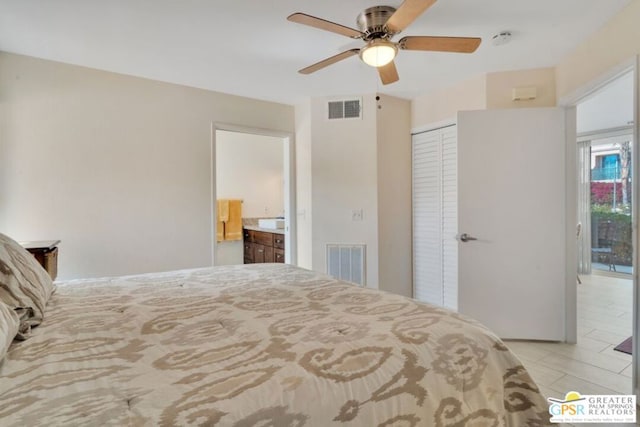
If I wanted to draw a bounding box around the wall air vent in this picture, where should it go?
[326,244,366,286]
[327,98,362,120]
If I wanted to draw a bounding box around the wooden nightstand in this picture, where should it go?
[20,240,60,281]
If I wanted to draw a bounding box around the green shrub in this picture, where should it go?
[591,205,632,266]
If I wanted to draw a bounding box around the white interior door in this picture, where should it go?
[457,108,573,341]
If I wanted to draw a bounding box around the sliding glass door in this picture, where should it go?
[578,133,633,275]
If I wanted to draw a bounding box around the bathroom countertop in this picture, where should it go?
[243,225,285,235]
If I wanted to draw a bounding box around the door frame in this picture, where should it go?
[210,123,297,266]
[558,55,639,397]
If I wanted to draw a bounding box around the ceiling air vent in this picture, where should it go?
[327,98,362,120]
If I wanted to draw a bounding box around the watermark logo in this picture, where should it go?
[548,391,636,423]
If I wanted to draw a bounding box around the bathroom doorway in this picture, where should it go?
[211,125,296,266]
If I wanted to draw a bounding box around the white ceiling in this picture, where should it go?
[0,0,631,105]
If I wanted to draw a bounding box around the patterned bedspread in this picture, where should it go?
[0,264,551,426]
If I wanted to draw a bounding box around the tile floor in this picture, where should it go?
[504,273,634,426]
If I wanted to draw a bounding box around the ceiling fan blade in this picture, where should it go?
[299,49,360,74]
[399,36,481,53]
[378,61,399,85]
[385,0,437,34]
[288,13,363,39]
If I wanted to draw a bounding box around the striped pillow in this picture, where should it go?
[0,233,55,338]
[0,302,20,361]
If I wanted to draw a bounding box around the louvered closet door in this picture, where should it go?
[412,125,458,310]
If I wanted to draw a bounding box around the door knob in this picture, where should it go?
[458,233,478,242]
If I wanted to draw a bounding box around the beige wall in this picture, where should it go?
[412,68,557,129]
[556,0,640,100]
[486,67,556,109]
[412,74,486,129]
[310,94,380,287]
[302,94,412,295]
[376,95,412,297]
[0,52,294,279]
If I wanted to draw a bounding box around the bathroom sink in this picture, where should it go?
[258,218,284,229]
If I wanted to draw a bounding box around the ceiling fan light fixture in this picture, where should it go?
[289,2,481,84]
[360,39,397,67]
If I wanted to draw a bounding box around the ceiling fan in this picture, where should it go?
[287,0,481,85]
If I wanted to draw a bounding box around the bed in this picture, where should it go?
[1,250,551,425]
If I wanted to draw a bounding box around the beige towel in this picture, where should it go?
[217,200,229,223]
[216,220,225,242]
[216,200,229,242]
[225,200,243,241]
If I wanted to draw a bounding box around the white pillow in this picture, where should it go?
[0,302,19,362]
[0,233,55,338]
